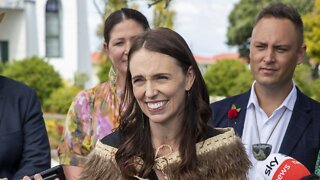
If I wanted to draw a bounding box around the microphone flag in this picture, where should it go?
[255,153,310,180]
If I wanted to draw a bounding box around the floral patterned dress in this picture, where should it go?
[57,82,123,167]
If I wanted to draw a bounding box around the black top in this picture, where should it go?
[101,126,221,148]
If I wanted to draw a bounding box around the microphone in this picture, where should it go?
[254,153,311,180]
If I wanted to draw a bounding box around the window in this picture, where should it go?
[45,0,61,57]
[0,41,9,63]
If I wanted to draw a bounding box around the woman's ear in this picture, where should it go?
[185,66,195,91]
[296,44,306,65]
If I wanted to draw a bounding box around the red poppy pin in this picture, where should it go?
[228,104,241,119]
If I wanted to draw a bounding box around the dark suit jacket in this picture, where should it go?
[0,76,51,179]
[209,88,320,173]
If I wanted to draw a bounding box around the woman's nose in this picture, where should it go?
[124,42,131,55]
[145,82,157,98]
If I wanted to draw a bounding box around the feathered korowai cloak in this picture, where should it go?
[80,128,251,180]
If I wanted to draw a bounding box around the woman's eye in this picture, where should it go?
[133,79,143,85]
[114,42,123,46]
[133,79,140,83]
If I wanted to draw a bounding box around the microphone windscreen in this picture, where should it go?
[255,153,310,180]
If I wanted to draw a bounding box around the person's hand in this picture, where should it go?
[0,178,8,180]
[22,174,43,180]
[22,174,59,180]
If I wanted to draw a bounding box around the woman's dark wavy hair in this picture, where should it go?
[115,28,212,179]
[103,8,150,44]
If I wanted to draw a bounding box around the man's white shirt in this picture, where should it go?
[242,81,297,179]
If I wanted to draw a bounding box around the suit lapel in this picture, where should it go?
[215,90,250,137]
[279,89,312,155]
[232,90,250,137]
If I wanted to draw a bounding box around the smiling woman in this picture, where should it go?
[80,28,250,180]
[130,49,194,126]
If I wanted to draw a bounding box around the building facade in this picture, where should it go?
[0,0,93,88]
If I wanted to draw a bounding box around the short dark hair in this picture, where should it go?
[254,3,304,45]
[103,8,150,44]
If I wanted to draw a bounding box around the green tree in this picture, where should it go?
[152,1,175,28]
[303,0,320,78]
[204,59,253,97]
[44,85,82,114]
[74,72,89,88]
[97,58,112,83]
[95,0,128,40]
[293,63,313,96]
[227,0,314,59]
[1,56,63,104]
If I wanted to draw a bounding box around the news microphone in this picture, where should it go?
[255,153,310,180]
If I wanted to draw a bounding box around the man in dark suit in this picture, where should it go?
[0,76,51,179]
[209,3,320,177]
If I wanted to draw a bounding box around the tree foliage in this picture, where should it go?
[97,57,112,83]
[303,0,320,78]
[293,63,313,96]
[204,59,253,97]
[152,1,175,28]
[227,0,314,58]
[44,85,82,114]
[1,56,63,104]
[293,63,320,102]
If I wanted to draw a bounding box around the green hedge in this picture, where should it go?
[204,59,253,97]
[44,85,82,114]
[1,56,63,104]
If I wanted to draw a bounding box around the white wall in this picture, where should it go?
[36,0,78,83]
[0,9,26,60]
[76,0,93,88]
[36,0,93,87]
[1,0,93,87]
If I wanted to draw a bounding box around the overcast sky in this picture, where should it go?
[87,0,240,56]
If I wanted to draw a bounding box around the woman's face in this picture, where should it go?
[129,48,195,126]
[105,19,145,77]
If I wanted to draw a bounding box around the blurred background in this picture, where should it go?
[0,0,319,165]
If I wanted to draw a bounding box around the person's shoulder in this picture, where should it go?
[0,76,35,94]
[100,131,124,148]
[198,127,250,179]
[297,88,320,108]
[206,126,221,138]
[198,127,246,158]
[72,81,112,101]
[90,81,111,92]
[206,126,236,139]
[78,81,111,95]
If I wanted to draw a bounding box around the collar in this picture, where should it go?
[247,81,297,112]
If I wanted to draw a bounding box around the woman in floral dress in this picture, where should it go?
[57,8,149,179]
